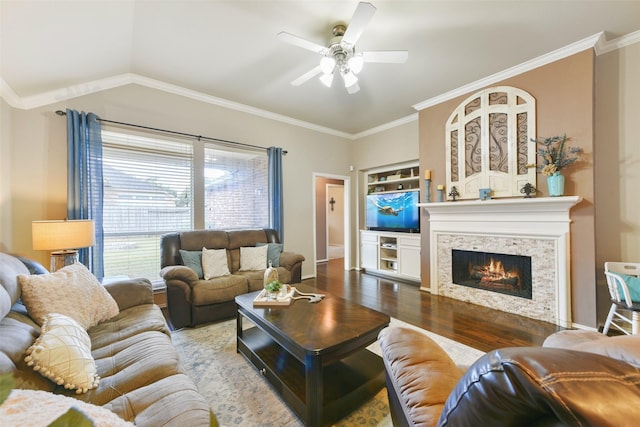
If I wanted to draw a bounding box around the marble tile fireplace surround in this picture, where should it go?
[419,196,581,327]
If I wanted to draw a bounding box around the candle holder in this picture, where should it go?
[424,179,431,202]
[437,186,445,202]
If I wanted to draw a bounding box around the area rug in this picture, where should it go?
[171,317,484,427]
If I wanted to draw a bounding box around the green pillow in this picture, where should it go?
[256,242,283,268]
[179,250,203,279]
[618,274,640,303]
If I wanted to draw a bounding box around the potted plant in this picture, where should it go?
[265,280,282,300]
[532,134,583,196]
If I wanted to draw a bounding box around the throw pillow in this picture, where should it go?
[256,242,283,267]
[24,313,99,394]
[202,247,230,279]
[18,263,119,330]
[180,249,203,279]
[239,245,268,271]
[619,274,640,302]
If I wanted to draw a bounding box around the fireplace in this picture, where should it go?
[452,249,532,299]
[419,196,582,327]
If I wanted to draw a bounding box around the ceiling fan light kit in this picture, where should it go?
[278,2,408,94]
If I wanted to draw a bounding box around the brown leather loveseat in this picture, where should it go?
[378,327,640,426]
[160,228,304,329]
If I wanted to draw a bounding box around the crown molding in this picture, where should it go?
[0,78,24,109]
[0,73,352,139]
[412,32,605,111]
[595,29,640,55]
[352,113,418,140]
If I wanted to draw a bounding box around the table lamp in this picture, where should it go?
[32,219,95,272]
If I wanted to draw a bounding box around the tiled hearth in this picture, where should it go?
[419,196,581,327]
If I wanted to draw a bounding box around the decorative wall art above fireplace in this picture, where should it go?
[445,86,537,200]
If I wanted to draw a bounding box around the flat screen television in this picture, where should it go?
[365,190,420,233]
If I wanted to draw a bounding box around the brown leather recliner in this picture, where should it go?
[378,327,640,427]
[160,228,304,329]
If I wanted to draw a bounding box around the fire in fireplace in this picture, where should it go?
[451,249,532,299]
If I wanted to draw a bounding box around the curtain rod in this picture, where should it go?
[55,110,287,155]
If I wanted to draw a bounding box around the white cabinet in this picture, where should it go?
[398,236,421,279]
[360,230,420,283]
[360,231,379,270]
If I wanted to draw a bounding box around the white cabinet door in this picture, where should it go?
[398,236,421,280]
[360,231,379,270]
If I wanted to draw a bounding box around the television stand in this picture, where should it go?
[360,230,420,283]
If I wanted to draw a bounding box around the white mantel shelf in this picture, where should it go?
[419,195,583,328]
[418,196,582,225]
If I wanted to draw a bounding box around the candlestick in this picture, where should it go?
[424,169,431,180]
[424,179,431,202]
[437,187,444,202]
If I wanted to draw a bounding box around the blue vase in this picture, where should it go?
[547,172,565,197]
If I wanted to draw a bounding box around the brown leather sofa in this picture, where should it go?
[378,326,640,427]
[0,253,215,426]
[160,228,304,329]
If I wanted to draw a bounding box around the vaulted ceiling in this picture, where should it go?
[2,1,639,135]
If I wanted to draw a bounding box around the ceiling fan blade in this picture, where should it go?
[362,50,409,63]
[341,2,376,47]
[291,65,323,86]
[346,82,360,94]
[277,31,327,54]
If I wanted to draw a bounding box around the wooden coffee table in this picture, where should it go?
[235,285,390,427]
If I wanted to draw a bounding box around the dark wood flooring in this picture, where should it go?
[307,259,565,353]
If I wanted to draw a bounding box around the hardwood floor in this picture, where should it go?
[307,259,565,353]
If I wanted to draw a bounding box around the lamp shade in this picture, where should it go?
[32,220,95,251]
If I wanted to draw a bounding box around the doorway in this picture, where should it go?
[313,174,350,274]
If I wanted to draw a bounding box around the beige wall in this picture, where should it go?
[350,119,420,257]
[1,85,353,279]
[418,50,598,327]
[327,185,344,245]
[0,98,12,252]
[595,42,640,319]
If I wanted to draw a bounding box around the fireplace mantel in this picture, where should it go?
[418,196,582,327]
[418,196,582,230]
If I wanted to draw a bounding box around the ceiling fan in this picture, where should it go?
[278,2,408,94]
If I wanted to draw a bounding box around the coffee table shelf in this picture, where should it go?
[236,288,389,427]
[238,326,384,424]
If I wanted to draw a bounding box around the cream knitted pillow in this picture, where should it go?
[202,247,230,279]
[239,245,268,271]
[24,313,99,394]
[18,263,119,330]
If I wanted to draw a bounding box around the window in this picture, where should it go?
[101,131,269,284]
[204,146,269,229]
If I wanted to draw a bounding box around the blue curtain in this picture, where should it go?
[67,109,104,278]
[267,147,284,242]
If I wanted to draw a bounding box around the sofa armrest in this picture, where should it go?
[279,252,305,283]
[104,278,153,311]
[160,265,199,284]
[439,347,640,427]
[544,329,640,369]
[279,251,305,269]
[378,327,464,427]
